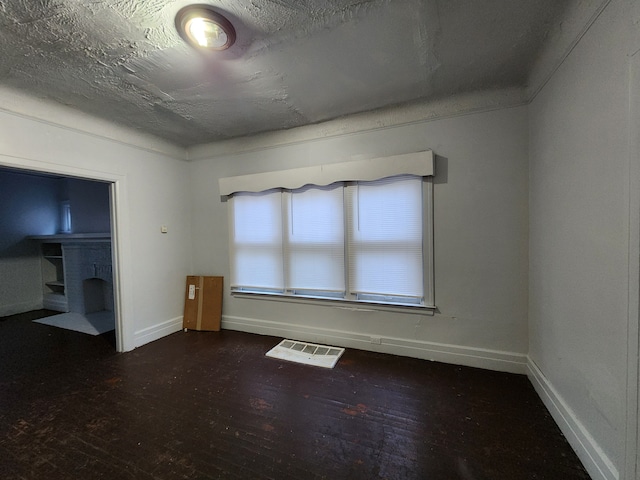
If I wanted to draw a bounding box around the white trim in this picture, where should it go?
[219,150,434,196]
[231,290,435,315]
[221,314,527,374]
[0,86,185,160]
[625,42,640,480]
[423,177,435,307]
[188,88,527,160]
[134,316,183,348]
[527,1,612,102]
[108,180,128,353]
[527,358,619,480]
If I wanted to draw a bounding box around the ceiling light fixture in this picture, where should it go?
[175,4,236,51]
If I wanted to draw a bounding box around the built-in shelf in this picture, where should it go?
[35,241,68,312]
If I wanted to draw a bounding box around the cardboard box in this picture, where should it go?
[183,275,223,331]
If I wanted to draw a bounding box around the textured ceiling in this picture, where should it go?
[0,0,574,147]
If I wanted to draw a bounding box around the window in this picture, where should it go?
[346,176,425,305]
[60,200,72,233]
[229,190,283,292]
[222,151,435,309]
[285,185,345,296]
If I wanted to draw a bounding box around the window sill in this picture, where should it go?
[230,291,436,316]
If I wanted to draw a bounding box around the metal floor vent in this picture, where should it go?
[266,339,345,369]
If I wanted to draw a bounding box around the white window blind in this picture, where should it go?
[284,185,345,294]
[229,190,284,291]
[346,176,423,300]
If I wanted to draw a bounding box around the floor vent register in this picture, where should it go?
[266,339,345,368]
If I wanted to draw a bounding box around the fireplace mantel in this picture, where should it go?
[29,233,111,243]
[31,234,113,313]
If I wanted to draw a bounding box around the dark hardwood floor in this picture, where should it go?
[0,310,590,479]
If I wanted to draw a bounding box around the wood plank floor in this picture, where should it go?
[0,310,591,480]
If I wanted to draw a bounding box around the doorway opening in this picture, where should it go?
[0,165,121,350]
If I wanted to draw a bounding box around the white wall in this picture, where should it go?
[63,177,111,233]
[0,170,60,315]
[0,108,193,350]
[189,105,530,373]
[528,0,637,478]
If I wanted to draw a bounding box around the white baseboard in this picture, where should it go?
[222,315,528,374]
[134,316,183,348]
[0,300,43,317]
[527,358,619,480]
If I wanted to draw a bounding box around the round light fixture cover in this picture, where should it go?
[175,5,236,51]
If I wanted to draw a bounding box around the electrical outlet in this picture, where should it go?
[370,336,382,345]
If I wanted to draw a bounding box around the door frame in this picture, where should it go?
[0,156,133,352]
[625,42,640,480]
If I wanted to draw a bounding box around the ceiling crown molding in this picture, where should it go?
[0,86,186,160]
[187,87,527,161]
[526,0,612,101]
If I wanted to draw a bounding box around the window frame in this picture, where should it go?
[60,200,72,233]
[221,151,436,312]
[344,176,426,303]
[227,177,434,311]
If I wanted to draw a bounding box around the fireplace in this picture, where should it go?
[63,241,113,315]
[83,278,113,314]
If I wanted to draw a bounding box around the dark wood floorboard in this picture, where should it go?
[0,310,591,479]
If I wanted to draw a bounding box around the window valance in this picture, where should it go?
[218,150,434,197]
